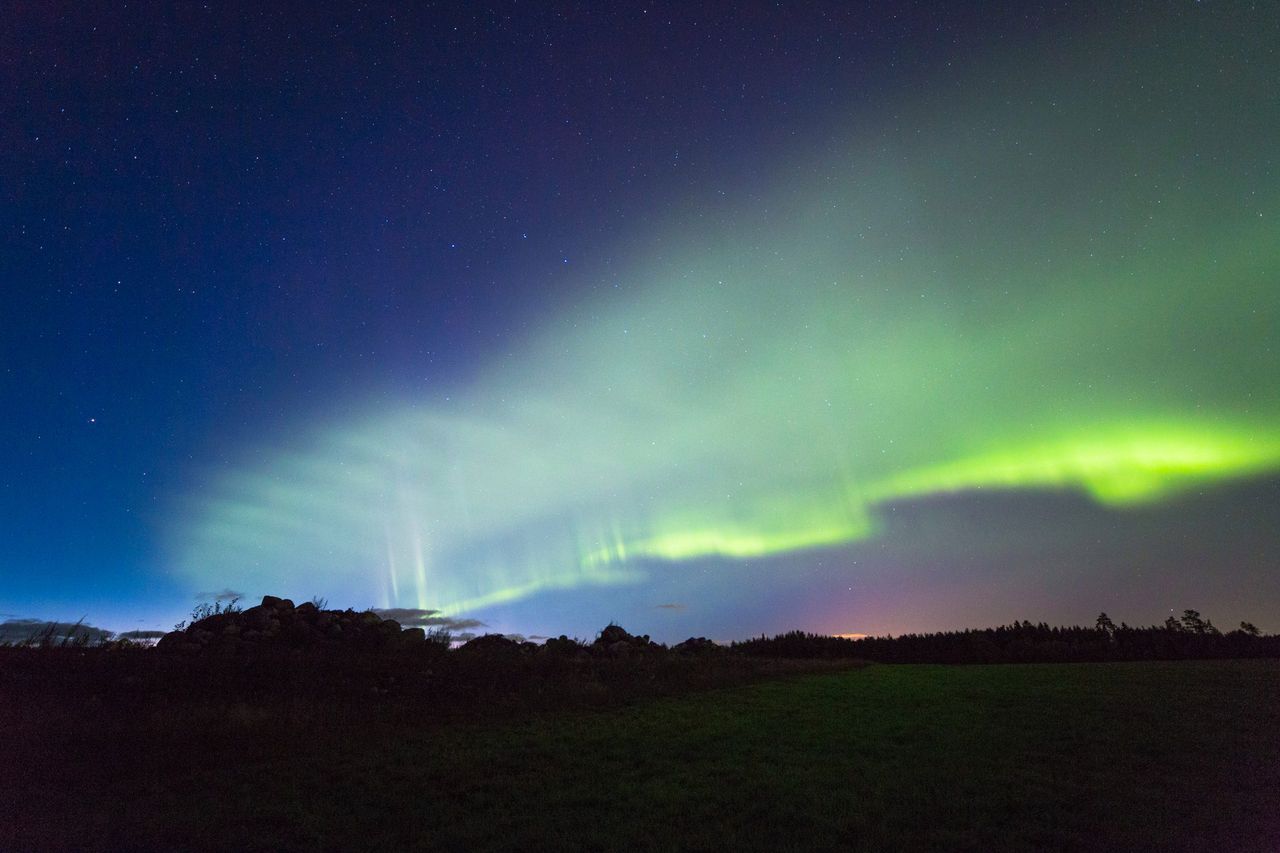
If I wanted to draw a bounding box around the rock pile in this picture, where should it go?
[155,595,428,654]
[671,636,722,655]
[592,624,666,656]
[455,633,534,656]
[541,635,587,657]
[155,602,721,659]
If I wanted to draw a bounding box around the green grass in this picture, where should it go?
[6,660,1280,851]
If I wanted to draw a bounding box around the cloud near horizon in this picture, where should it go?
[117,630,167,641]
[0,618,115,645]
[371,608,486,632]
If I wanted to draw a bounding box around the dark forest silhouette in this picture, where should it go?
[733,610,1280,663]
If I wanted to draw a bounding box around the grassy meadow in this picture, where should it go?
[4,657,1279,851]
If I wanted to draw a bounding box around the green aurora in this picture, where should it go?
[172,8,1280,617]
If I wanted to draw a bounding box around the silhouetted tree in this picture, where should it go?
[732,609,1279,664]
[1181,609,1207,634]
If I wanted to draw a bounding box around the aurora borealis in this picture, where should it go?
[4,2,1279,640]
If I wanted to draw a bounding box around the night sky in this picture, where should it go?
[3,2,1278,642]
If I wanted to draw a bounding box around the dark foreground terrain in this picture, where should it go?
[3,650,1278,852]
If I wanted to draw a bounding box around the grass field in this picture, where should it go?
[5,659,1279,851]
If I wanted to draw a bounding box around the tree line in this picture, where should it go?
[732,610,1280,664]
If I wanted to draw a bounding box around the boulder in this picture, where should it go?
[596,624,634,645]
[542,635,582,656]
[154,632,182,651]
[284,621,314,642]
[459,634,521,654]
[195,612,234,633]
[240,606,272,629]
[672,637,720,655]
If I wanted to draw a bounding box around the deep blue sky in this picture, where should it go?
[3,2,1278,640]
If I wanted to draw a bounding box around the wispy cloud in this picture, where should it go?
[372,608,486,632]
[195,588,246,603]
[117,629,167,641]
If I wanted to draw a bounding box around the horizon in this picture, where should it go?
[2,593,1273,647]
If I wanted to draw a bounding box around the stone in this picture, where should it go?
[459,634,520,654]
[673,637,720,654]
[542,635,581,656]
[196,612,233,633]
[285,621,314,641]
[597,624,633,645]
[240,605,271,629]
